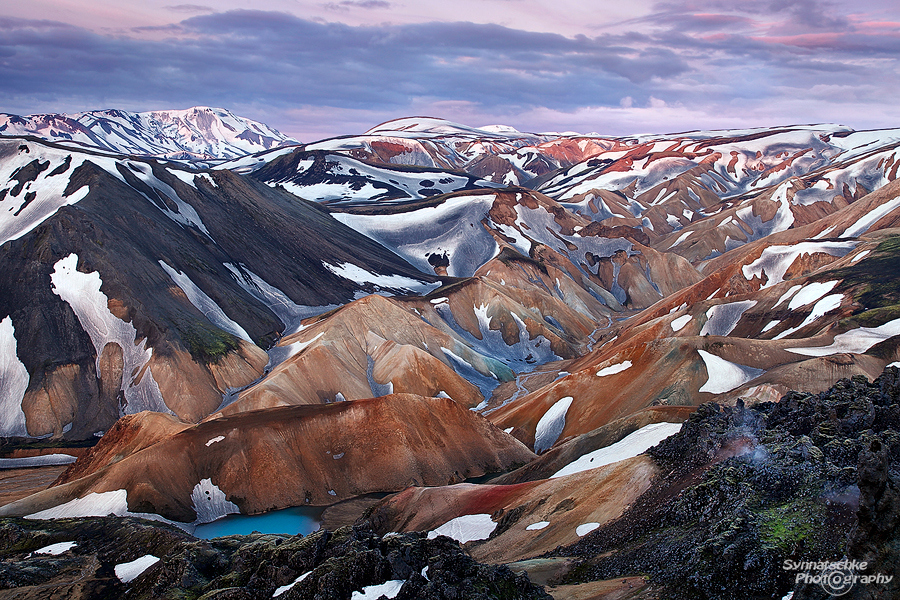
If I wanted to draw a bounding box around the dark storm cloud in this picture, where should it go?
[0,11,687,113]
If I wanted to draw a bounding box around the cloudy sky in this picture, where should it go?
[2,0,899,140]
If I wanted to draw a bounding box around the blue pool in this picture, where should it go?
[193,506,325,539]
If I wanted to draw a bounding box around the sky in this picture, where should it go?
[2,0,900,141]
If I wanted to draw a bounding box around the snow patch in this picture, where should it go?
[576,523,600,536]
[427,514,497,544]
[224,263,336,335]
[160,261,252,343]
[115,555,160,583]
[205,436,225,447]
[698,349,764,394]
[51,255,168,416]
[671,314,693,332]
[841,196,900,238]
[742,242,856,288]
[0,454,77,469]
[191,478,239,524]
[534,396,573,454]
[332,194,499,277]
[526,521,550,531]
[773,294,843,340]
[0,144,91,245]
[762,320,781,333]
[271,331,325,365]
[124,161,212,238]
[351,580,405,600]
[596,361,633,377]
[551,422,683,478]
[786,318,900,357]
[35,541,77,555]
[788,281,839,310]
[774,284,803,308]
[669,230,693,248]
[323,262,440,295]
[699,301,756,337]
[0,316,29,437]
[274,571,311,597]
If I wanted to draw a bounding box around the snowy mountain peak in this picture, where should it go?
[365,116,532,139]
[0,106,298,161]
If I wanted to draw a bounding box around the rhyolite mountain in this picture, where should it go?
[2,111,900,599]
[0,107,297,161]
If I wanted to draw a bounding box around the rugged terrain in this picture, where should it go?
[3,112,900,598]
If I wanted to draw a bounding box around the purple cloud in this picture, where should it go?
[323,0,392,10]
[0,2,898,139]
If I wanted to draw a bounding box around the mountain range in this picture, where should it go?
[1,108,899,599]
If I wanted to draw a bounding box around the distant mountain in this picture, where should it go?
[0,106,298,161]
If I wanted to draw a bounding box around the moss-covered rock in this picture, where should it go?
[0,519,550,600]
[551,367,900,600]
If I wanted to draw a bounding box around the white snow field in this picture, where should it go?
[742,242,856,288]
[697,349,764,394]
[551,422,683,478]
[534,396,574,454]
[0,454,77,469]
[526,521,550,530]
[273,571,311,597]
[224,263,337,335]
[427,514,497,544]
[596,360,633,377]
[576,522,600,536]
[772,294,843,340]
[699,301,757,337]
[322,262,440,295]
[191,478,240,524]
[34,541,77,555]
[351,580,405,600]
[0,316,29,436]
[51,254,169,417]
[332,194,499,277]
[115,555,160,583]
[787,318,900,357]
[671,314,693,332]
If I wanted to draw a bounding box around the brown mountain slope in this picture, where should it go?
[365,455,659,564]
[0,394,534,522]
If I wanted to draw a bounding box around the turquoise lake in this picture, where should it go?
[193,506,325,539]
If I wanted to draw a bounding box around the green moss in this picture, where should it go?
[757,502,818,552]
[831,235,900,310]
[176,320,240,364]
[839,303,900,329]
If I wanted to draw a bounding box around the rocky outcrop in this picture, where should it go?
[0,517,551,600]
[547,368,900,600]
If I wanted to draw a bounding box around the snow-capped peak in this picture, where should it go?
[0,106,298,161]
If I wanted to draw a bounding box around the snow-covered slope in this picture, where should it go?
[0,107,297,161]
[0,135,438,438]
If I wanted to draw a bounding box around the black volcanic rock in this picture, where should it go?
[0,518,551,600]
[0,137,439,438]
[551,368,900,600]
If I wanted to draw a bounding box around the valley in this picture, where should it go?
[1,110,899,599]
